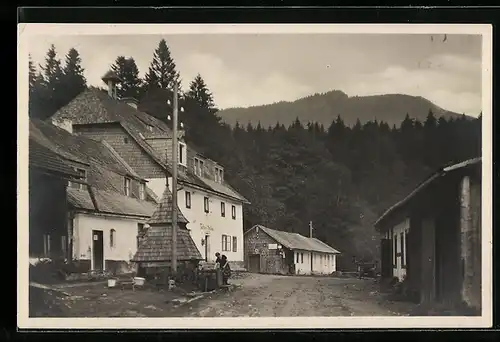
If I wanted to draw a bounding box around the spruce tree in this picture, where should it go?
[61,48,87,103]
[111,56,142,99]
[143,39,181,91]
[186,73,216,111]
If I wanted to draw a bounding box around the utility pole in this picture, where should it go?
[171,83,179,278]
[309,221,313,238]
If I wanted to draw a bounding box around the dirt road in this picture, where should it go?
[170,273,413,317]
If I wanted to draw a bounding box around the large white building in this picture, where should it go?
[49,70,249,268]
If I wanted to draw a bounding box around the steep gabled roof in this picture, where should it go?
[29,138,80,178]
[247,225,341,254]
[51,87,249,204]
[31,118,143,181]
[147,188,188,225]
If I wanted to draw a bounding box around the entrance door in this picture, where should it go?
[205,235,210,262]
[92,230,104,271]
[381,238,393,278]
[248,254,260,273]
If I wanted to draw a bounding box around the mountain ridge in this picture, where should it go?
[217,90,473,128]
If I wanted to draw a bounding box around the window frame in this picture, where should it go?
[221,201,226,217]
[110,229,116,248]
[232,236,237,252]
[204,196,209,213]
[185,191,191,209]
[194,157,205,177]
[231,205,236,220]
[178,142,187,166]
[139,182,146,200]
[124,177,131,196]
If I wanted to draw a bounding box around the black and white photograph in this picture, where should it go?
[17,23,492,329]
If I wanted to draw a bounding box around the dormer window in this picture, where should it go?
[194,157,204,177]
[124,177,131,196]
[69,168,87,190]
[215,166,224,183]
[178,142,187,166]
[139,182,146,200]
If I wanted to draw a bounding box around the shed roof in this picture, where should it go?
[248,225,341,254]
[374,157,482,229]
[131,225,202,262]
[147,188,189,225]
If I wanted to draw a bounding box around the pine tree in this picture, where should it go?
[29,55,37,91]
[111,56,142,99]
[143,39,181,91]
[186,73,216,111]
[61,48,87,103]
[41,44,64,94]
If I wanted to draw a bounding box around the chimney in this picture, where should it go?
[309,221,313,238]
[101,70,122,99]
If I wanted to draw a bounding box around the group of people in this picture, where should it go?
[215,252,231,285]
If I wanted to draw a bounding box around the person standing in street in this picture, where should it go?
[221,254,232,285]
[215,252,222,268]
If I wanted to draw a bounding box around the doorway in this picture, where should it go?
[248,254,260,273]
[92,230,104,271]
[204,235,210,262]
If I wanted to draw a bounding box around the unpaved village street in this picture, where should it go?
[170,273,412,317]
[30,273,414,317]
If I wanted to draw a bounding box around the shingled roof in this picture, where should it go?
[50,86,249,204]
[147,188,189,225]
[131,224,202,262]
[247,225,341,254]
[29,138,80,178]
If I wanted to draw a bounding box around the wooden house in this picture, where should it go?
[244,225,340,275]
[375,157,482,313]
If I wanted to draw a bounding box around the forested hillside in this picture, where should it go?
[29,40,482,270]
[217,90,471,128]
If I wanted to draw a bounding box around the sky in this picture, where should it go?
[27,33,483,116]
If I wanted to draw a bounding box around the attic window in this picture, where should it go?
[178,142,187,166]
[124,177,131,196]
[123,137,129,144]
[139,183,146,200]
[194,157,204,177]
[215,166,224,183]
[69,168,87,190]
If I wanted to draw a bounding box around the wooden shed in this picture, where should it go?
[375,157,482,313]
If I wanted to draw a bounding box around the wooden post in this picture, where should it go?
[171,83,179,278]
[460,175,472,306]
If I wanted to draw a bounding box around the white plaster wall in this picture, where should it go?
[294,250,336,275]
[143,176,245,263]
[72,213,145,270]
[392,218,410,281]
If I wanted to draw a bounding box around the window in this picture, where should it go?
[401,232,405,267]
[222,234,231,252]
[139,183,146,200]
[194,157,205,177]
[232,236,237,252]
[231,205,236,220]
[296,252,300,263]
[124,177,131,196]
[301,253,304,264]
[185,191,191,209]
[110,229,116,248]
[123,137,129,144]
[215,166,224,183]
[178,142,187,166]
[43,234,51,257]
[204,197,209,213]
[69,168,87,190]
[221,202,226,217]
